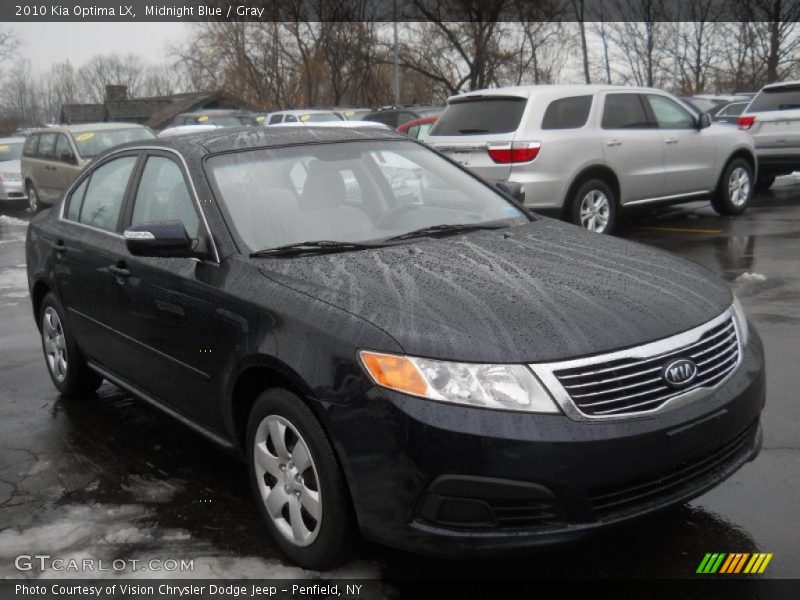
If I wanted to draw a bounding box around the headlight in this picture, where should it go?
[359,350,560,413]
[0,172,20,182]
[732,294,749,346]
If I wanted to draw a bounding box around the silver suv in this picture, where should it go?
[427,85,756,233]
[738,81,800,190]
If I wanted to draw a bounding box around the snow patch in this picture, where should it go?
[735,272,767,283]
[0,215,28,227]
[121,475,183,504]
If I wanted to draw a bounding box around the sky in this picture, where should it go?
[11,23,188,69]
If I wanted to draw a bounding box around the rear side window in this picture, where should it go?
[23,134,39,158]
[78,156,138,232]
[748,85,800,112]
[269,114,283,124]
[541,95,593,129]
[431,98,527,135]
[66,178,89,221]
[602,94,652,129]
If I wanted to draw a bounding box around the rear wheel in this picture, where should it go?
[39,293,103,396]
[569,178,617,234]
[247,388,354,569]
[712,158,753,216]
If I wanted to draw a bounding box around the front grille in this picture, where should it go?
[553,316,740,417]
[589,422,756,518]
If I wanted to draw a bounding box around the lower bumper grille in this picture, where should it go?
[589,422,757,518]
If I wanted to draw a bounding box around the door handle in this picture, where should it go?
[665,137,679,144]
[108,263,130,283]
[606,139,622,147]
[52,240,66,256]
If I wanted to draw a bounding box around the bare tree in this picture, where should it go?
[571,0,591,83]
[666,0,726,94]
[605,0,670,87]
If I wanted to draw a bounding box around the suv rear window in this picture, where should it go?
[431,97,526,136]
[541,95,593,129]
[748,85,800,112]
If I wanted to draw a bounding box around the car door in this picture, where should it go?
[105,152,229,429]
[33,132,58,202]
[599,92,665,203]
[644,93,717,197]
[54,153,141,361]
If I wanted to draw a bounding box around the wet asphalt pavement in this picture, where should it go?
[0,181,798,586]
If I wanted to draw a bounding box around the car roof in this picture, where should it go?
[105,124,407,156]
[761,80,800,90]
[28,122,150,134]
[0,137,26,143]
[271,109,340,116]
[445,84,671,103]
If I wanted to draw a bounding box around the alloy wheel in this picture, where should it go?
[253,414,322,547]
[42,307,67,382]
[28,186,38,212]
[728,167,751,207]
[579,190,610,233]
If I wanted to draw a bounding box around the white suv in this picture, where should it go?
[738,81,800,190]
[426,85,757,233]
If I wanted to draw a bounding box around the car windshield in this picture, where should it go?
[0,142,23,161]
[206,140,529,254]
[192,115,258,126]
[298,113,344,123]
[71,127,156,158]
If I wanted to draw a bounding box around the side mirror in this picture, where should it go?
[698,113,712,130]
[124,221,199,258]
[496,180,526,204]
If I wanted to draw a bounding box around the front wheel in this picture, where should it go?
[247,388,355,569]
[27,183,41,213]
[569,178,617,234]
[39,293,103,396]
[712,159,753,216]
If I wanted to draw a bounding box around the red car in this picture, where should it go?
[397,114,439,140]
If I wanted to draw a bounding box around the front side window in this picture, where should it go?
[541,95,593,129]
[78,156,138,232]
[37,133,57,159]
[131,156,199,237]
[601,94,652,129]
[646,95,696,129]
[71,127,156,159]
[54,135,75,163]
[269,114,283,124]
[206,140,528,253]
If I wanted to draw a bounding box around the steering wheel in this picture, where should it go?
[376,204,421,229]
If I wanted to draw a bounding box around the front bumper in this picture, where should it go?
[326,328,765,556]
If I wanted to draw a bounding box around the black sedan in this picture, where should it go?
[25,126,765,569]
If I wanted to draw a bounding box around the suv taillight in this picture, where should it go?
[487,142,540,164]
[738,115,756,130]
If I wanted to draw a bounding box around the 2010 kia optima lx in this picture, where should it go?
[25,127,765,569]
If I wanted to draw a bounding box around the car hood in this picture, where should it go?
[257,219,732,363]
[0,159,21,174]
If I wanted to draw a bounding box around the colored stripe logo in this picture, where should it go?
[697,552,773,574]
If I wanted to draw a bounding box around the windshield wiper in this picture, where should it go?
[250,240,387,258]
[382,222,509,243]
[458,128,489,134]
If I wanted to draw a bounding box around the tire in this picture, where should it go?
[39,293,103,396]
[754,171,776,192]
[712,158,753,216]
[27,183,41,213]
[247,388,355,569]
[569,178,617,234]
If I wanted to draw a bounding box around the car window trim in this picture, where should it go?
[59,145,220,264]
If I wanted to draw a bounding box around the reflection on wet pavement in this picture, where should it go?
[0,179,798,581]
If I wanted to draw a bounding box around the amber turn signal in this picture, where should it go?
[359,351,428,397]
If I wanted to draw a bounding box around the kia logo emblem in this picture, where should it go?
[663,358,698,387]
